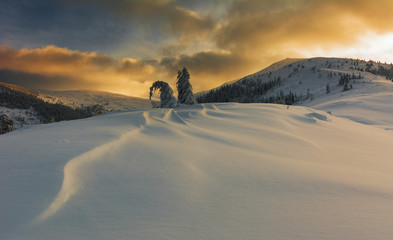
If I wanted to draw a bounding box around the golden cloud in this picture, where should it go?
[216,0,393,56]
[0,45,162,97]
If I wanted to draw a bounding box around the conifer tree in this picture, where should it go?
[176,67,196,105]
[149,81,176,108]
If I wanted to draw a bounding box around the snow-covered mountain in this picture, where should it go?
[197,57,393,129]
[196,58,305,96]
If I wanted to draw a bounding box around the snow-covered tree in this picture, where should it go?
[176,67,196,105]
[149,81,176,108]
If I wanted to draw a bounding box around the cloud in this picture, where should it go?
[165,6,216,43]
[160,50,256,90]
[69,0,217,45]
[215,0,393,57]
[0,69,83,90]
[0,0,128,53]
[0,45,162,96]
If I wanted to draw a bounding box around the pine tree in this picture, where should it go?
[176,67,196,105]
[326,84,330,94]
[149,81,176,108]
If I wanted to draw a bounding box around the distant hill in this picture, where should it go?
[0,83,99,132]
[0,83,156,133]
[197,57,393,104]
[0,82,38,96]
[36,89,154,112]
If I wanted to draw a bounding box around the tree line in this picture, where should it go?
[0,85,103,123]
[196,77,287,104]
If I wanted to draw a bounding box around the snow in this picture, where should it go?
[0,89,155,131]
[202,57,393,129]
[1,101,393,239]
[37,89,154,112]
[195,58,305,97]
[304,78,393,130]
[0,106,40,128]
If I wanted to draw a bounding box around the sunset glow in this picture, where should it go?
[1,0,393,97]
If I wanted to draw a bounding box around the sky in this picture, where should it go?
[1,0,393,97]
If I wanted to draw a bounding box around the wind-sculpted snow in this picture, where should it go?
[39,126,146,220]
[1,103,393,240]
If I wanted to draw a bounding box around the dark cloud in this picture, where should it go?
[0,0,128,53]
[161,51,248,74]
[67,0,217,44]
[0,69,84,90]
[165,6,216,43]
[160,50,256,90]
[159,44,189,57]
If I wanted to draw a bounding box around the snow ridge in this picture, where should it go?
[39,112,150,221]
[1,103,393,239]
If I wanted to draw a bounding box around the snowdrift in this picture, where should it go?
[0,103,392,240]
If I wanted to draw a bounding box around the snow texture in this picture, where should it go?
[0,106,40,128]
[1,101,392,240]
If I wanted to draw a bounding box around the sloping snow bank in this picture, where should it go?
[1,103,392,240]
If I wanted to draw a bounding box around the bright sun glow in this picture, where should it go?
[300,31,393,64]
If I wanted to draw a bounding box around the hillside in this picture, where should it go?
[196,58,392,103]
[0,83,88,130]
[1,103,392,239]
[37,90,154,112]
[0,84,155,132]
[196,57,393,128]
[196,58,305,96]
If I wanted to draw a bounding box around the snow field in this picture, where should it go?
[1,103,392,239]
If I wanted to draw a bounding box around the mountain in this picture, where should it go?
[197,57,393,129]
[197,57,392,104]
[0,83,86,129]
[196,58,305,96]
[1,102,392,240]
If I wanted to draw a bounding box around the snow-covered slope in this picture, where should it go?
[37,89,153,112]
[196,58,305,97]
[197,57,393,129]
[1,103,392,240]
[252,57,306,76]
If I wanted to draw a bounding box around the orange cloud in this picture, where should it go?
[216,0,393,56]
[0,45,161,97]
